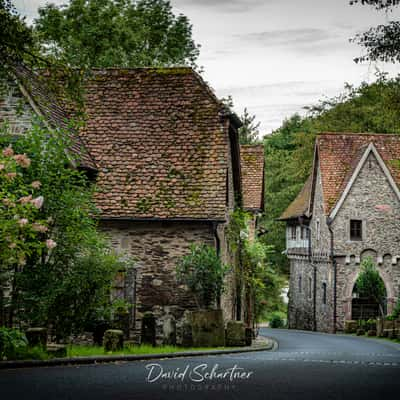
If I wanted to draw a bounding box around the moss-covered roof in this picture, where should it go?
[78,68,238,219]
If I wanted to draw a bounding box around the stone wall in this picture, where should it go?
[288,257,314,330]
[287,254,334,333]
[0,79,34,135]
[100,219,238,341]
[333,151,400,322]
[310,165,331,257]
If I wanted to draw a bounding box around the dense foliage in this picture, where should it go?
[350,0,400,63]
[227,208,285,323]
[262,74,400,275]
[0,0,36,68]
[0,326,27,360]
[176,244,228,309]
[35,0,200,69]
[0,121,126,338]
[268,312,286,328]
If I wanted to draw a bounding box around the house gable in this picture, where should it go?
[332,149,400,257]
[317,133,400,215]
[330,143,400,220]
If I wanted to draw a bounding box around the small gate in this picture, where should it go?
[351,297,387,320]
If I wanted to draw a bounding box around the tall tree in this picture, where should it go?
[239,108,261,145]
[35,0,200,68]
[350,0,400,63]
[0,1,37,77]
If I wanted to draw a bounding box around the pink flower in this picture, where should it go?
[31,181,41,189]
[13,154,31,168]
[46,239,57,249]
[2,146,14,157]
[5,172,17,180]
[2,198,15,207]
[32,223,48,233]
[31,196,44,209]
[0,164,5,171]
[18,218,29,227]
[19,195,32,204]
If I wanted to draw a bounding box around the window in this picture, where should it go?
[298,276,302,293]
[316,219,320,241]
[322,283,327,305]
[291,225,297,240]
[308,277,312,299]
[300,227,305,240]
[350,220,362,241]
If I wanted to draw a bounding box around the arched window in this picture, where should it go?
[308,277,312,299]
[298,276,302,293]
[322,283,327,305]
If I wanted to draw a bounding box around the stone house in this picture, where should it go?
[280,133,400,333]
[0,65,265,340]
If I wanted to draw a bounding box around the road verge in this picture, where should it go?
[0,336,276,369]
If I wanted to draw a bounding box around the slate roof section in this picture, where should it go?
[78,68,239,220]
[240,145,265,211]
[279,174,312,221]
[12,64,96,170]
[316,133,400,214]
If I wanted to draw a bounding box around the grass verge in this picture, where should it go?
[67,344,233,358]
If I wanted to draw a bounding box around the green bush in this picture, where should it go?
[269,312,286,328]
[176,244,228,309]
[0,327,28,360]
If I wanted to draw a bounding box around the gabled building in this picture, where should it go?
[280,133,400,332]
[1,65,264,341]
[78,68,242,336]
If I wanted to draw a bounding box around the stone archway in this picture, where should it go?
[342,257,395,321]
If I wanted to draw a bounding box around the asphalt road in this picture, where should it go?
[1,328,400,400]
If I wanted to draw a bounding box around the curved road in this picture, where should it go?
[1,328,400,400]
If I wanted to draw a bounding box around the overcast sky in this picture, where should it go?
[15,0,400,134]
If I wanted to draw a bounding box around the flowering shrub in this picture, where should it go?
[0,145,54,270]
[0,120,124,338]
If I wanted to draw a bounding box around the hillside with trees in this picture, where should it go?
[262,73,400,275]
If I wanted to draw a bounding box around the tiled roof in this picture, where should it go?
[240,145,265,211]
[12,64,96,170]
[279,174,312,220]
[78,68,237,220]
[317,133,400,214]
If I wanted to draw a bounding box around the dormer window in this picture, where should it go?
[350,219,362,241]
